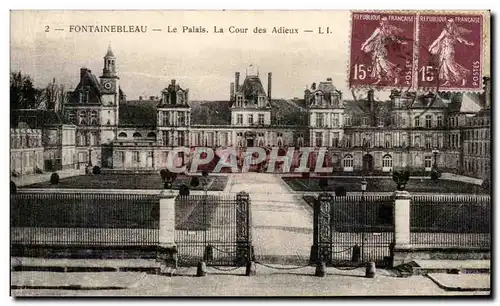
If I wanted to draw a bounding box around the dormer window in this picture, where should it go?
[314,92,322,105]
[362,117,368,126]
[236,95,243,107]
[79,90,89,103]
[177,91,184,105]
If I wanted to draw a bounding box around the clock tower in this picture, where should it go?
[99,45,120,145]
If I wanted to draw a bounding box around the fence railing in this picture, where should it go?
[410,194,491,248]
[315,194,394,267]
[11,192,160,246]
[174,193,251,266]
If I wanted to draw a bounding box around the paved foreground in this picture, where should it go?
[11,267,490,296]
[226,173,313,263]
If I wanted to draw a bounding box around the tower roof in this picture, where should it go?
[105,45,115,58]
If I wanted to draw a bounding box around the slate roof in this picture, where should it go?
[67,68,102,105]
[11,109,65,129]
[191,101,231,125]
[118,99,158,126]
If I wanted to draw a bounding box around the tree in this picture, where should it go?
[10,71,44,110]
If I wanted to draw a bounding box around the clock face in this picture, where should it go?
[104,82,112,90]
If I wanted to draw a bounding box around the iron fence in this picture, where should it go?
[410,194,491,248]
[11,192,160,246]
[314,193,394,267]
[175,192,252,266]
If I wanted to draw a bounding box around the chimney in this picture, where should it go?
[368,89,375,125]
[483,76,491,108]
[235,72,240,92]
[230,82,235,101]
[139,96,143,101]
[171,79,176,86]
[326,77,332,82]
[268,72,272,101]
[80,68,87,81]
[149,96,155,100]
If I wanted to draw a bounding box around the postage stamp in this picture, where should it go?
[348,11,416,90]
[417,14,483,91]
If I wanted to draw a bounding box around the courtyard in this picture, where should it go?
[282,176,489,194]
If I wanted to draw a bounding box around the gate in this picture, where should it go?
[174,191,252,266]
[312,193,394,267]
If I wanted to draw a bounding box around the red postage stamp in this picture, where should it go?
[417,14,483,91]
[349,12,416,90]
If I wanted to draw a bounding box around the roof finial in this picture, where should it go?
[105,43,115,58]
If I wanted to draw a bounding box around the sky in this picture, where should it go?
[10,10,395,101]
[10,10,490,102]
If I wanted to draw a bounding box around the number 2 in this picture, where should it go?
[45,25,49,32]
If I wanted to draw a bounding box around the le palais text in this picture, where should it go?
[62,24,334,34]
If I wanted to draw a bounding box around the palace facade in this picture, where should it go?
[10,46,492,181]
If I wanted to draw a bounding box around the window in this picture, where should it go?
[315,132,323,147]
[424,156,432,169]
[316,113,324,127]
[332,132,340,148]
[414,135,421,148]
[345,135,352,148]
[248,114,253,124]
[258,113,265,125]
[133,151,140,163]
[119,151,125,165]
[344,117,352,127]
[162,112,169,126]
[382,154,393,168]
[437,115,443,127]
[343,155,354,168]
[163,131,169,146]
[90,111,98,125]
[414,116,420,127]
[133,132,142,138]
[362,117,368,126]
[178,112,185,125]
[378,117,384,127]
[178,131,185,146]
[68,112,76,124]
[332,114,339,127]
[425,115,432,128]
[79,111,86,125]
[385,134,391,148]
[237,114,243,124]
[236,95,243,106]
[425,135,432,149]
[147,132,156,138]
[79,90,88,103]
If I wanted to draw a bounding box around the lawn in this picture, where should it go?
[23,174,228,191]
[284,176,489,194]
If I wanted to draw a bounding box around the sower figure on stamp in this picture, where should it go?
[428,18,474,87]
[361,16,407,86]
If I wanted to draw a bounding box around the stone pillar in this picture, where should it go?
[235,191,252,265]
[310,192,333,265]
[392,190,411,266]
[157,190,178,269]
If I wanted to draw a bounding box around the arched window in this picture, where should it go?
[133,132,142,138]
[382,154,393,171]
[147,132,156,138]
[118,132,127,138]
[343,154,354,168]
